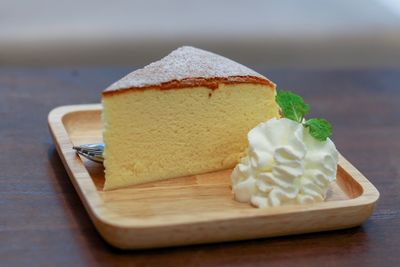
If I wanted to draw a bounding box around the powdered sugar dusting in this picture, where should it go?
[105,46,268,92]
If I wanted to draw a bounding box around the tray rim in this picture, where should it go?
[48,104,380,247]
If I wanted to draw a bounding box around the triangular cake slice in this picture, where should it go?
[102,46,279,190]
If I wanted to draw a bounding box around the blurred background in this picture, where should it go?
[1,0,400,69]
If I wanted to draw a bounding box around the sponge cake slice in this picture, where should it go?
[102,46,279,190]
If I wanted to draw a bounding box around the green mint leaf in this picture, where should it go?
[276,90,310,123]
[304,118,332,141]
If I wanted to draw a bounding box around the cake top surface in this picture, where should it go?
[104,46,271,92]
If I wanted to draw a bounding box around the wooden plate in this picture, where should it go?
[48,104,379,249]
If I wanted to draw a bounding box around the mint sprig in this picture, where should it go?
[275,90,309,122]
[275,90,332,141]
[304,118,332,141]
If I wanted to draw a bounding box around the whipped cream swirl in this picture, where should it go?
[231,118,339,208]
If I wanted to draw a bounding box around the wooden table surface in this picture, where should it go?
[1,68,399,267]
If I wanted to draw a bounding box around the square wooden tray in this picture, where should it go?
[48,104,379,249]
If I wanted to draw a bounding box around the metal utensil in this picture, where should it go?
[73,143,104,163]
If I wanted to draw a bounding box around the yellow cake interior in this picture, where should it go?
[102,83,279,190]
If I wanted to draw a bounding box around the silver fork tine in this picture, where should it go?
[73,143,104,152]
[73,149,104,163]
[72,143,104,163]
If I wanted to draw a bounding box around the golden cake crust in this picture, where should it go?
[103,46,275,97]
[103,76,275,96]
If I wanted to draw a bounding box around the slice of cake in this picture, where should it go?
[102,46,279,190]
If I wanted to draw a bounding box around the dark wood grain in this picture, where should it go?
[0,68,399,267]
